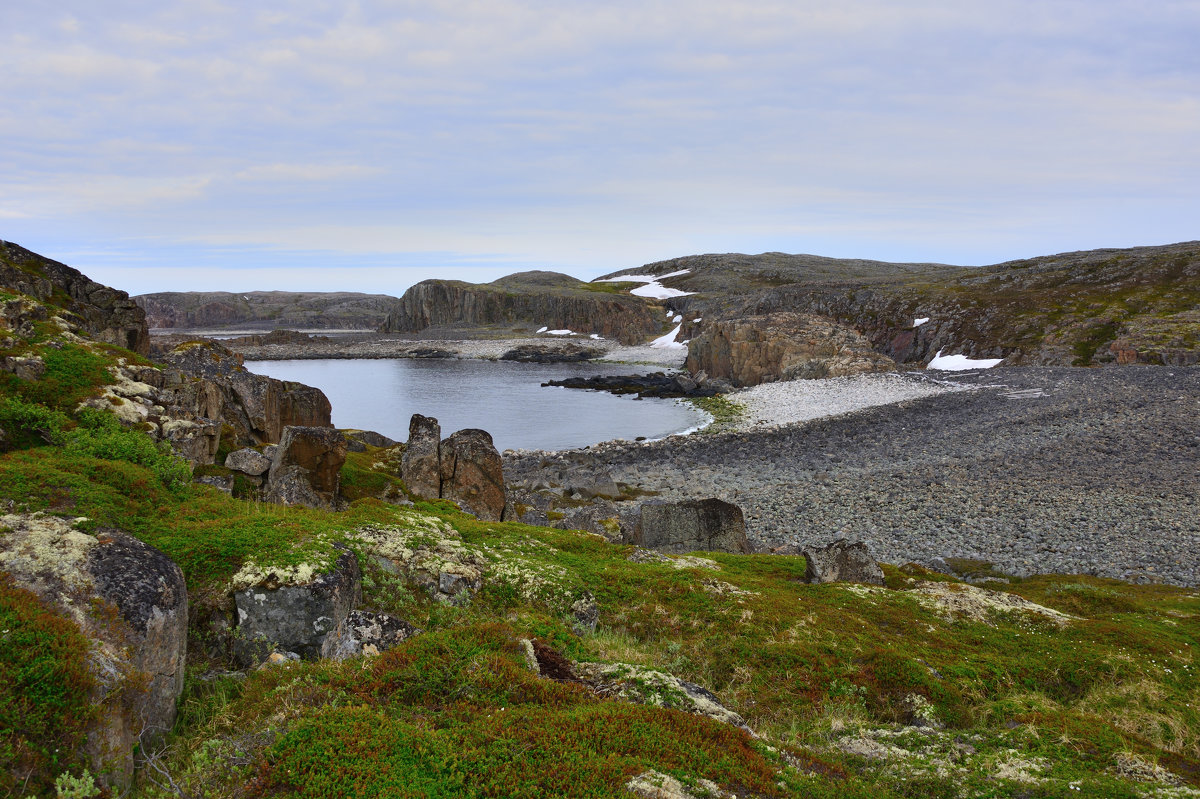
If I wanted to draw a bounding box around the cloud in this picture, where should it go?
[0,0,1197,292]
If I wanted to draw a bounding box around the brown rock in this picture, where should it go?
[264,426,347,508]
[685,312,896,387]
[401,414,442,499]
[439,428,506,521]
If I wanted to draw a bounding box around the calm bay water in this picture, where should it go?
[243,358,707,452]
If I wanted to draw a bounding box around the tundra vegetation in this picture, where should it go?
[0,248,1198,798]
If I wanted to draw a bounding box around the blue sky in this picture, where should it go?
[2,1,1198,296]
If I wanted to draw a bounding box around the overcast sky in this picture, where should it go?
[2,1,1197,296]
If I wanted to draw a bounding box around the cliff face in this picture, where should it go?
[600,242,1200,369]
[134,290,401,331]
[0,240,149,355]
[380,271,662,345]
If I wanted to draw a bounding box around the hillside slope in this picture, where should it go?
[599,241,1200,367]
[134,290,400,331]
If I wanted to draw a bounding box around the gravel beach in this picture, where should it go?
[506,366,1200,587]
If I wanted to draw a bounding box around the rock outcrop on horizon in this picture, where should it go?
[380,271,663,344]
[597,241,1200,370]
[1,240,150,355]
[135,290,400,331]
[685,312,897,386]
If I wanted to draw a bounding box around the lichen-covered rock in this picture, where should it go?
[0,513,187,790]
[264,425,347,509]
[401,414,442,499]
[230,547,362,665]
[330,610,420,660]
[627,771,735,799]
[635,498,750,554]
[225,447,272,476]
[802,539,885,586]
[440,428,506,521]
[570,591,599,634]
[686,312,896,387]
[353,517,488,605]
[576,661,750,733]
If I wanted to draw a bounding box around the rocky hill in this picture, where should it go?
[134,290,400,331]
[380,270,665,344]
[598,242,1200,371]
[1,242,1198,797]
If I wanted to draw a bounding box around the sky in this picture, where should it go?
[1,1,1198,297]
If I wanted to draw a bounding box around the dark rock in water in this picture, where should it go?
[232,547,362,665]
[401,414,443,499]
[802,539,885,585]
[635,498,750,554]
[440,428,506,521]
[500,343,604,362]
[264,425,347,509]
[409,347,455,358]
[331,610,420,659]
[543,371,727,398]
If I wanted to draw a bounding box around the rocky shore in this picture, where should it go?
[505,366,1200,587]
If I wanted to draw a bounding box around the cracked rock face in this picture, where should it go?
[802,539,885,586]
[635,498,750,555]
[264,425,348,509]
[231,548,361,665]
[0,513,187,791]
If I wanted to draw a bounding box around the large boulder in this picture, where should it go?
[231,547,362,665]
[401,414,442,499]
[685,312,896,387]
[0,513,187,790]
[802,539,885,586]
[264,426,347,509]
[635,499,750,554]
[440,428,506,521]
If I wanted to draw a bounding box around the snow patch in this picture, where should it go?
[595,269,695,300]
[547,329,574,336]
[536,326,548,333]
[927,349,1004,371]
[692,318,702,323]
[913,317,930,327]
[649,323,686,350]
[589,333,603,340]
[672,314,682,323]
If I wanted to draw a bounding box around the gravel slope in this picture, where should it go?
[506,366,1200,586]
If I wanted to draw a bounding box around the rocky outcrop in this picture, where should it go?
[1,240,150,355]
[802,539,885,586]
[400,415,507,520]
[635,499,750,554]
[353,519,488,605]
[0,514,187,790]
[380,271,663,345]
[543,370,731,398]
[498,343,604,362]
[263,426,348,509]
[401,414,443,499]
[231,548,361,665]
[685,312,896,387]
[439,429,506,521]
[575,661,750,732]
[134,290,400,331]
[157,341,331,447]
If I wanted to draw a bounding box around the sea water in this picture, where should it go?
[243,358,707,452]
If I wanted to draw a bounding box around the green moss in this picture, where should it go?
[0,576,97,796]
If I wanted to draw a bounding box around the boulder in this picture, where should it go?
[353,519,488,605]
[343,429,397,449]
[440,428,506,521]
[0,513,187,791]
[401,414,442,499]
[685,312,896,388]
[225,447,272,476]
[263,425,347,509]
[561,467,622,500]
[635,499,750,554]
[330,610,420,659]
[575,661,750,732]
[231,548,362,665]
[802,539,885,586]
